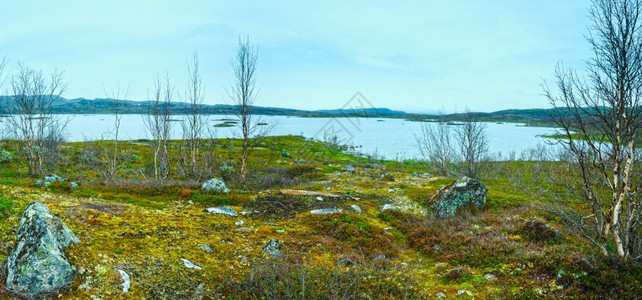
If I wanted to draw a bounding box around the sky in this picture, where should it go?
[0,0,593,113]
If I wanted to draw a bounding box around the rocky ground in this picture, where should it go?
[0,136,639,299]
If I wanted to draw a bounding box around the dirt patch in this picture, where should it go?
[243,190,351,219]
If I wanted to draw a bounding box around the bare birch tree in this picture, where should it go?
[229,36,273,182]
[178,51,207,180]
[144,73,173,182]
[6,63,67,176]
[543,0,642,262]
[455,110,489,179]
[415,120,454,176]
[102,85,129,180]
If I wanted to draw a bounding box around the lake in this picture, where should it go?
[58,114,559,160]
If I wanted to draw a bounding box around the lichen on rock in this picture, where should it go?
[201,178,229,193]
[427,176,487,219]
[5,201,80,295]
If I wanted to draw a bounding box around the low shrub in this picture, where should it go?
[520,218,560,242]
[0,149,13,163]
[0,197,12,219]
[304,213,399,261]
[224,255,423,299]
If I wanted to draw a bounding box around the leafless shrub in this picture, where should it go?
[226,254,420,299]
[455,110,490,179]
[98,85,129,180]
[144,73,173,182]
[178,51,209,181]
[415,120,453,176]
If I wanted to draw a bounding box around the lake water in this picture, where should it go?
[59,114,559,160]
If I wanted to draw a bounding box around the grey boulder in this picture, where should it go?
[6,202,80,295]
[201,178,229,193]
[428,176,487,219]
[35,174,78,191]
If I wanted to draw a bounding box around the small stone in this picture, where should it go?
[206,206,238,216]
[515,267,522,272]
[337,258,354,266]
[117,270,130,293]
[181,258,203,270]
[384,227,392,230]
[263,239,283,258]
[276,229,285,233]
[281,150,292,158]
[444,268,466,279]
[310,208,343,215]
[387,189,395,193]
[381,204,398,211]
[316,196,323,201]
[234,220,245,226]
[240,257,248,263]
[234,227,252,233]
[264,222,277,226]
[435,263,446,268]
[372,254,386,261]
[342,165,356,174]
[198,244,212,253]
[484,273,497,281]
[457,290,473,296]
[350,205,362,213]
[380,173,395,181]
[436,292,446,298]
[326,187,332,191]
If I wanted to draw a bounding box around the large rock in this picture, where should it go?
[428,176,487,219]
[6,202,80,295]
[35,174,78,191]
[201,178,229,193]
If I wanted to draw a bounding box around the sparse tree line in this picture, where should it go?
[0,36,271,186]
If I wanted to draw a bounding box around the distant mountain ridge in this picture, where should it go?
[0,96,407,117]
[0,96,568,126]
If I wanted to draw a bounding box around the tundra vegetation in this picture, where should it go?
[0,133,639,298]
[0,2,640,297]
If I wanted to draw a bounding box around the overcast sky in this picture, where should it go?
[0,0,592,113]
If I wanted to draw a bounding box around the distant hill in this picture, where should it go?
[0,96,407,117]
[0,96,576,126]
[404,108,565,126]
